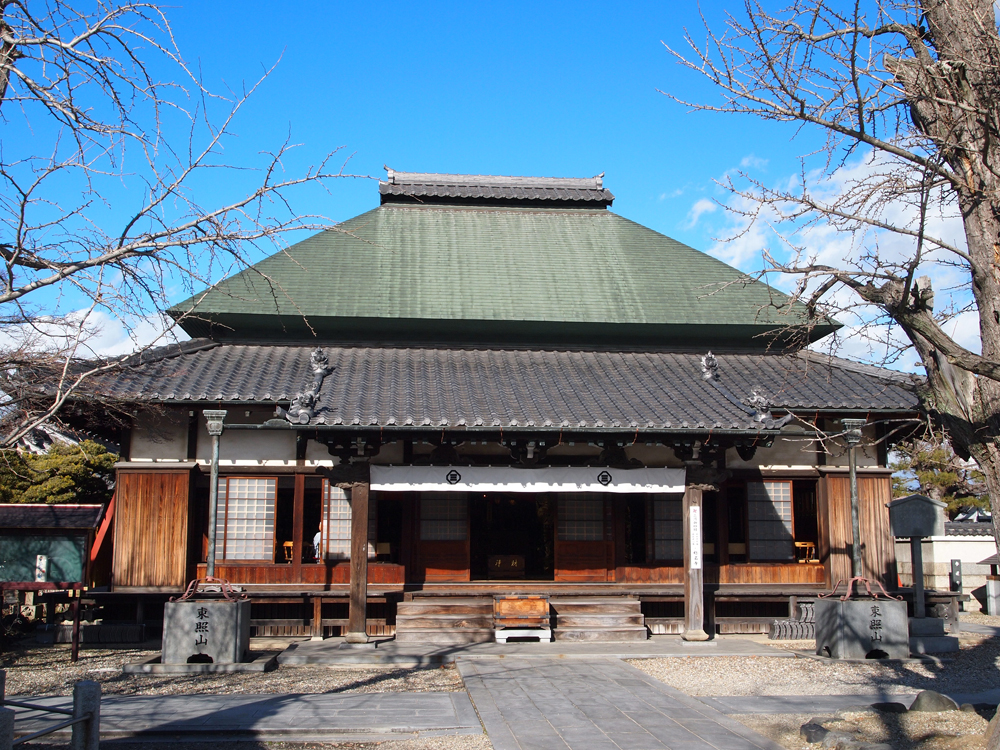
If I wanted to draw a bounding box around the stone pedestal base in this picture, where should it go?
[987,577,1000,615]
[908,617,960,653]
[815,598,907,659]
[682,629,710,641]
[495,628,552,644]
[162,599,251,665]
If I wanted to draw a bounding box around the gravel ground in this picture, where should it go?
[628,635,1000,696]
[733,710,990,750]
[0,643,463,697]
[962,612,1000,628]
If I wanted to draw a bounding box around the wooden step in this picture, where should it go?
[551,599,641,615]
[394,596,496,645]
[553,627,648,642]
[395,614,494,629]
[555,614,644,628]
[394,627,495,644]
[397,602,493,616]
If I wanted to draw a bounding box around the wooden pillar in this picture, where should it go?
[311,596,324,641]
[683,486,709,641]
[345,482,370,643]
[292,474,305,582]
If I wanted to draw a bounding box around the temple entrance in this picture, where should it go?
[470,493,554,580]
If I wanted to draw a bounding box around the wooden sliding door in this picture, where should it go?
[555,494,613,582]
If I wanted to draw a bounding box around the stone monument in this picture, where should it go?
[161,580,251,665]
[888,494,959,654]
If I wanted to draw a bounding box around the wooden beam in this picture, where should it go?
[683,486,709,641]
[345,482,370,643]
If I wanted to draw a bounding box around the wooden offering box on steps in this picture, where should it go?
[494,594,551,643]
[494,594,550,626]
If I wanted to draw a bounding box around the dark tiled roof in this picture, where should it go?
[379,170,614,206]
[945,522,994,537]
[0,504,104,530]
[97,342,918,432]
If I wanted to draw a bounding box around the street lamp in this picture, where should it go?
[842,418,866,582]
[204,410,227,578]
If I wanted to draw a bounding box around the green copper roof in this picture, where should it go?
[170,204,838,347]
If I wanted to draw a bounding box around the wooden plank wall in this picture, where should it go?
[197,562,405,586]
[113,471,191,588]
[823,474,897,589]
[620,564,823,585]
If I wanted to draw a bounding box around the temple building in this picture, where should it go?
[92,170,918,642]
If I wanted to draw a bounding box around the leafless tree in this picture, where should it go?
[664,0,1000,553]
[0,1,359,447]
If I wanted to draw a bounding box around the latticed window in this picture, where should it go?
[216,477,276,561]
[557,494,604,541]
[317,483,377,559]
[420,494,467,541]
[747,481,794,561]
[322,485,352,559]
[650,493,683,560]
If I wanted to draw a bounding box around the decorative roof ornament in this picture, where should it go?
[277,349,335,425]
[743,387,772,422]
[700,351,719,381]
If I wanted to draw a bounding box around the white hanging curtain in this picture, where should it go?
[370,465,686,494]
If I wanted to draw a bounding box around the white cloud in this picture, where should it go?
[0,308,189,361]
[659,188,685,201]
[740,154,768,169]
[692,151,978,373]
[685,198,717,228]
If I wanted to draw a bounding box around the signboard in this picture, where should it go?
[689,507,702,571]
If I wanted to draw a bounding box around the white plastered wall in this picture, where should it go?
[129,407,188,461]
[895,536,998,611]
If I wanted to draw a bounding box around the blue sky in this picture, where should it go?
[13,1,975,365]
[161,1,809,247]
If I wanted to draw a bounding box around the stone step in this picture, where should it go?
[395,614,495,629]
[909,617,946,637]
[552,627,648,642]
[394,627,495,644]
[910,635,960,654]
[555,614,644,628]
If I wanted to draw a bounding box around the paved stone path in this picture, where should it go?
[457,657,783,750]
[279,636,784,666]
[9,692,481,741]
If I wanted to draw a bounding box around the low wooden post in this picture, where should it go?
[345,482,370,643]
[683,486,709,641]
[311,596,324,641]
[70,593,81,663]
[0,706,13,750]
[911,536,926,618]
[70,680,100,750]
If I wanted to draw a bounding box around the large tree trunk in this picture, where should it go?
[894,0,1000,549]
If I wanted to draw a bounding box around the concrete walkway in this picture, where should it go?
[458,657,783,750]
[278,635,792,666]
[9,692,482,742]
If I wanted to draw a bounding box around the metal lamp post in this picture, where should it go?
[204,410,227,578]
[842,418,867,582]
